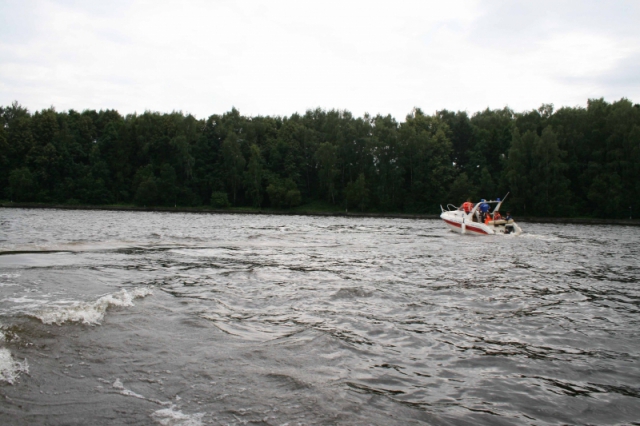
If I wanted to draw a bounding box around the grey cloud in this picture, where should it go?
[597,53,640,88]
[0,1,44,44]
[468,0,640,51]
[0,0,131,52]
[50,0,132,18]
[559,52,640,98]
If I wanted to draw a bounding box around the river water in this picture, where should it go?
[0,208,638,425]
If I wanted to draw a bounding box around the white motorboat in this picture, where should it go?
[440,196,522,236]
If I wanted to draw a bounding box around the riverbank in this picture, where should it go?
[1,202,638,226]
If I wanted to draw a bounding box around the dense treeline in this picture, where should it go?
[1,99,639,218]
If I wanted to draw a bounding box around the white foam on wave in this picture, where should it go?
[2,295,50,309]
[151,406,205,426]
[110,377,174,409]
[0,347,29,384]
[518,233,560,242]
[0,273,21,288]
[34,287,153,325]
[112,378,148,399]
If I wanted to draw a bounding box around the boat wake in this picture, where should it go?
[33,287,153,326]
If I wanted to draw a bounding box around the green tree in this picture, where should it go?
[437,110,474,171]
[133,165,158,206]
[135,178,158,206]
[159,164,178,206]
[400,110,454,212]
[28,142,60,198]
[479,167,496,199]
[370,114,403,210]
[588,173,623,217]
[0,125,9,194]
[315,142,338,204]
[170,134,195,183]
[210,191,230,208]
[266,178,301,208]
[221,132,245,205]
[346,173,368,211]
[530,126,570,215]
[2,101,639,218]
[506,129,533,214]
[244,144,264,208]
[7,167,36,201]
[5,108,35,178]
[447,172,477,204]
[469,107,514,183]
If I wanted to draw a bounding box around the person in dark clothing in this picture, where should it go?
[504,211,514,233]
[479,199,490,222]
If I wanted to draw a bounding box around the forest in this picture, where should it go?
[1,98,639,218]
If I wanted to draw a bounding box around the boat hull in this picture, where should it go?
[442,217,490,235]
[440,211,522,235]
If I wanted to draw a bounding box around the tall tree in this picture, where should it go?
[244,144,264,208]
[506,129,533,215]
[315,142,338,204]
[221,132,245,205]
[530,126,570,216]
[346,173,368,211]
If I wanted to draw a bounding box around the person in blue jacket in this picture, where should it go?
[479,199,490,222]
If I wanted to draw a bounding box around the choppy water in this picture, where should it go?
[0,208,639,425]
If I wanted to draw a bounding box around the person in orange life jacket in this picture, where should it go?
[493,211,502,220]
[462,198,473,214]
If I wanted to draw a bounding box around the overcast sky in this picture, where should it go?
[1,0,639,120]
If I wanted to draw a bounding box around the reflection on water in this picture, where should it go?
[0,208,639,425]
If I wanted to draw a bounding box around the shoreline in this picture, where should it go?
[1,202,638,226]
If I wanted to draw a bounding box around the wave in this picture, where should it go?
[517,233,561,241]
[332,286,375,299]
[0,240,214,257]
[151,406,205,426]
[33,287,153,326]
[0,240,137,254]
[0,273,20,288]
[0,347,29,384]
[0,249,75,256]
[111,377,204,425]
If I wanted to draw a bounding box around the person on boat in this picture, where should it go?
[502,212,513,222]
[479,199,490,222]
[504,211,514,233]
[493,211,502,220]
[462,198,473,214]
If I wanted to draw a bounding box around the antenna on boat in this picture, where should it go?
[494,192,509,212]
